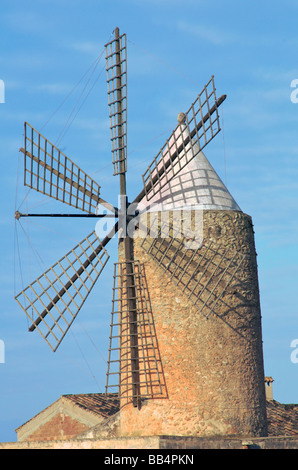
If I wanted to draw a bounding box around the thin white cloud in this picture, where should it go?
[70,41,105,56]
[4,10,58,36]
[253,68,298,84]
[36,83,75,95]
[176,20,286,48]
[177,20,237,46]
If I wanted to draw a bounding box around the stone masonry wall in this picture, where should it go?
[118,210,268,437]
[2,435,298,449]
[24,413,89,442]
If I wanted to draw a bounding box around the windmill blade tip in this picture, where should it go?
[218,94,227,103]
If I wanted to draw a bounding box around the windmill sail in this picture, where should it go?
[105,29,127,176]
[20,122,115,214]
[141,218,245,321]
[136,76,225,202]
[15,231,110,352]
[106,261,167,405]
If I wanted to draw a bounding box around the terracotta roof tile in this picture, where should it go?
[264,376,274,383]
[266,400,298,436]
[63,393,120,419]
[63,395,298,437]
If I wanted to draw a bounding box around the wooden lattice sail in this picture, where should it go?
[141,219,245,320]
[14,27,232,413]
[138,76,225,202]
[15,232,109,351]
[106,261,166,406]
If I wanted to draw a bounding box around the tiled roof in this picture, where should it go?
[16,392,298,438]
[266,400,298,436]
[63,393,120,419]
[265,376,274,383]
[63,395,298,437]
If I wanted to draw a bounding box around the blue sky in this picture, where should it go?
[0,0,298,442]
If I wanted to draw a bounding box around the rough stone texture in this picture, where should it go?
[2,435,298,450]
[77,412,121,440]
[118,210,267,437]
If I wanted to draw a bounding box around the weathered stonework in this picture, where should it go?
[2,435,298,449]
[118,209,268,437]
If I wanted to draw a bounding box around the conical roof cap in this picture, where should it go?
[138,122,240,213]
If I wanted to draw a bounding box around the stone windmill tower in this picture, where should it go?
[15,28,267,439]
[117,122,268,438]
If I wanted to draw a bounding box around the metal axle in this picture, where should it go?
[15,211,116,220]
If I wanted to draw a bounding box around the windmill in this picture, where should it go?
[15,27,266,434]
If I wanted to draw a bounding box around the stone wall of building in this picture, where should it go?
[2,435,298,449]
[23,413,89,442]
[118,210,268,437]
